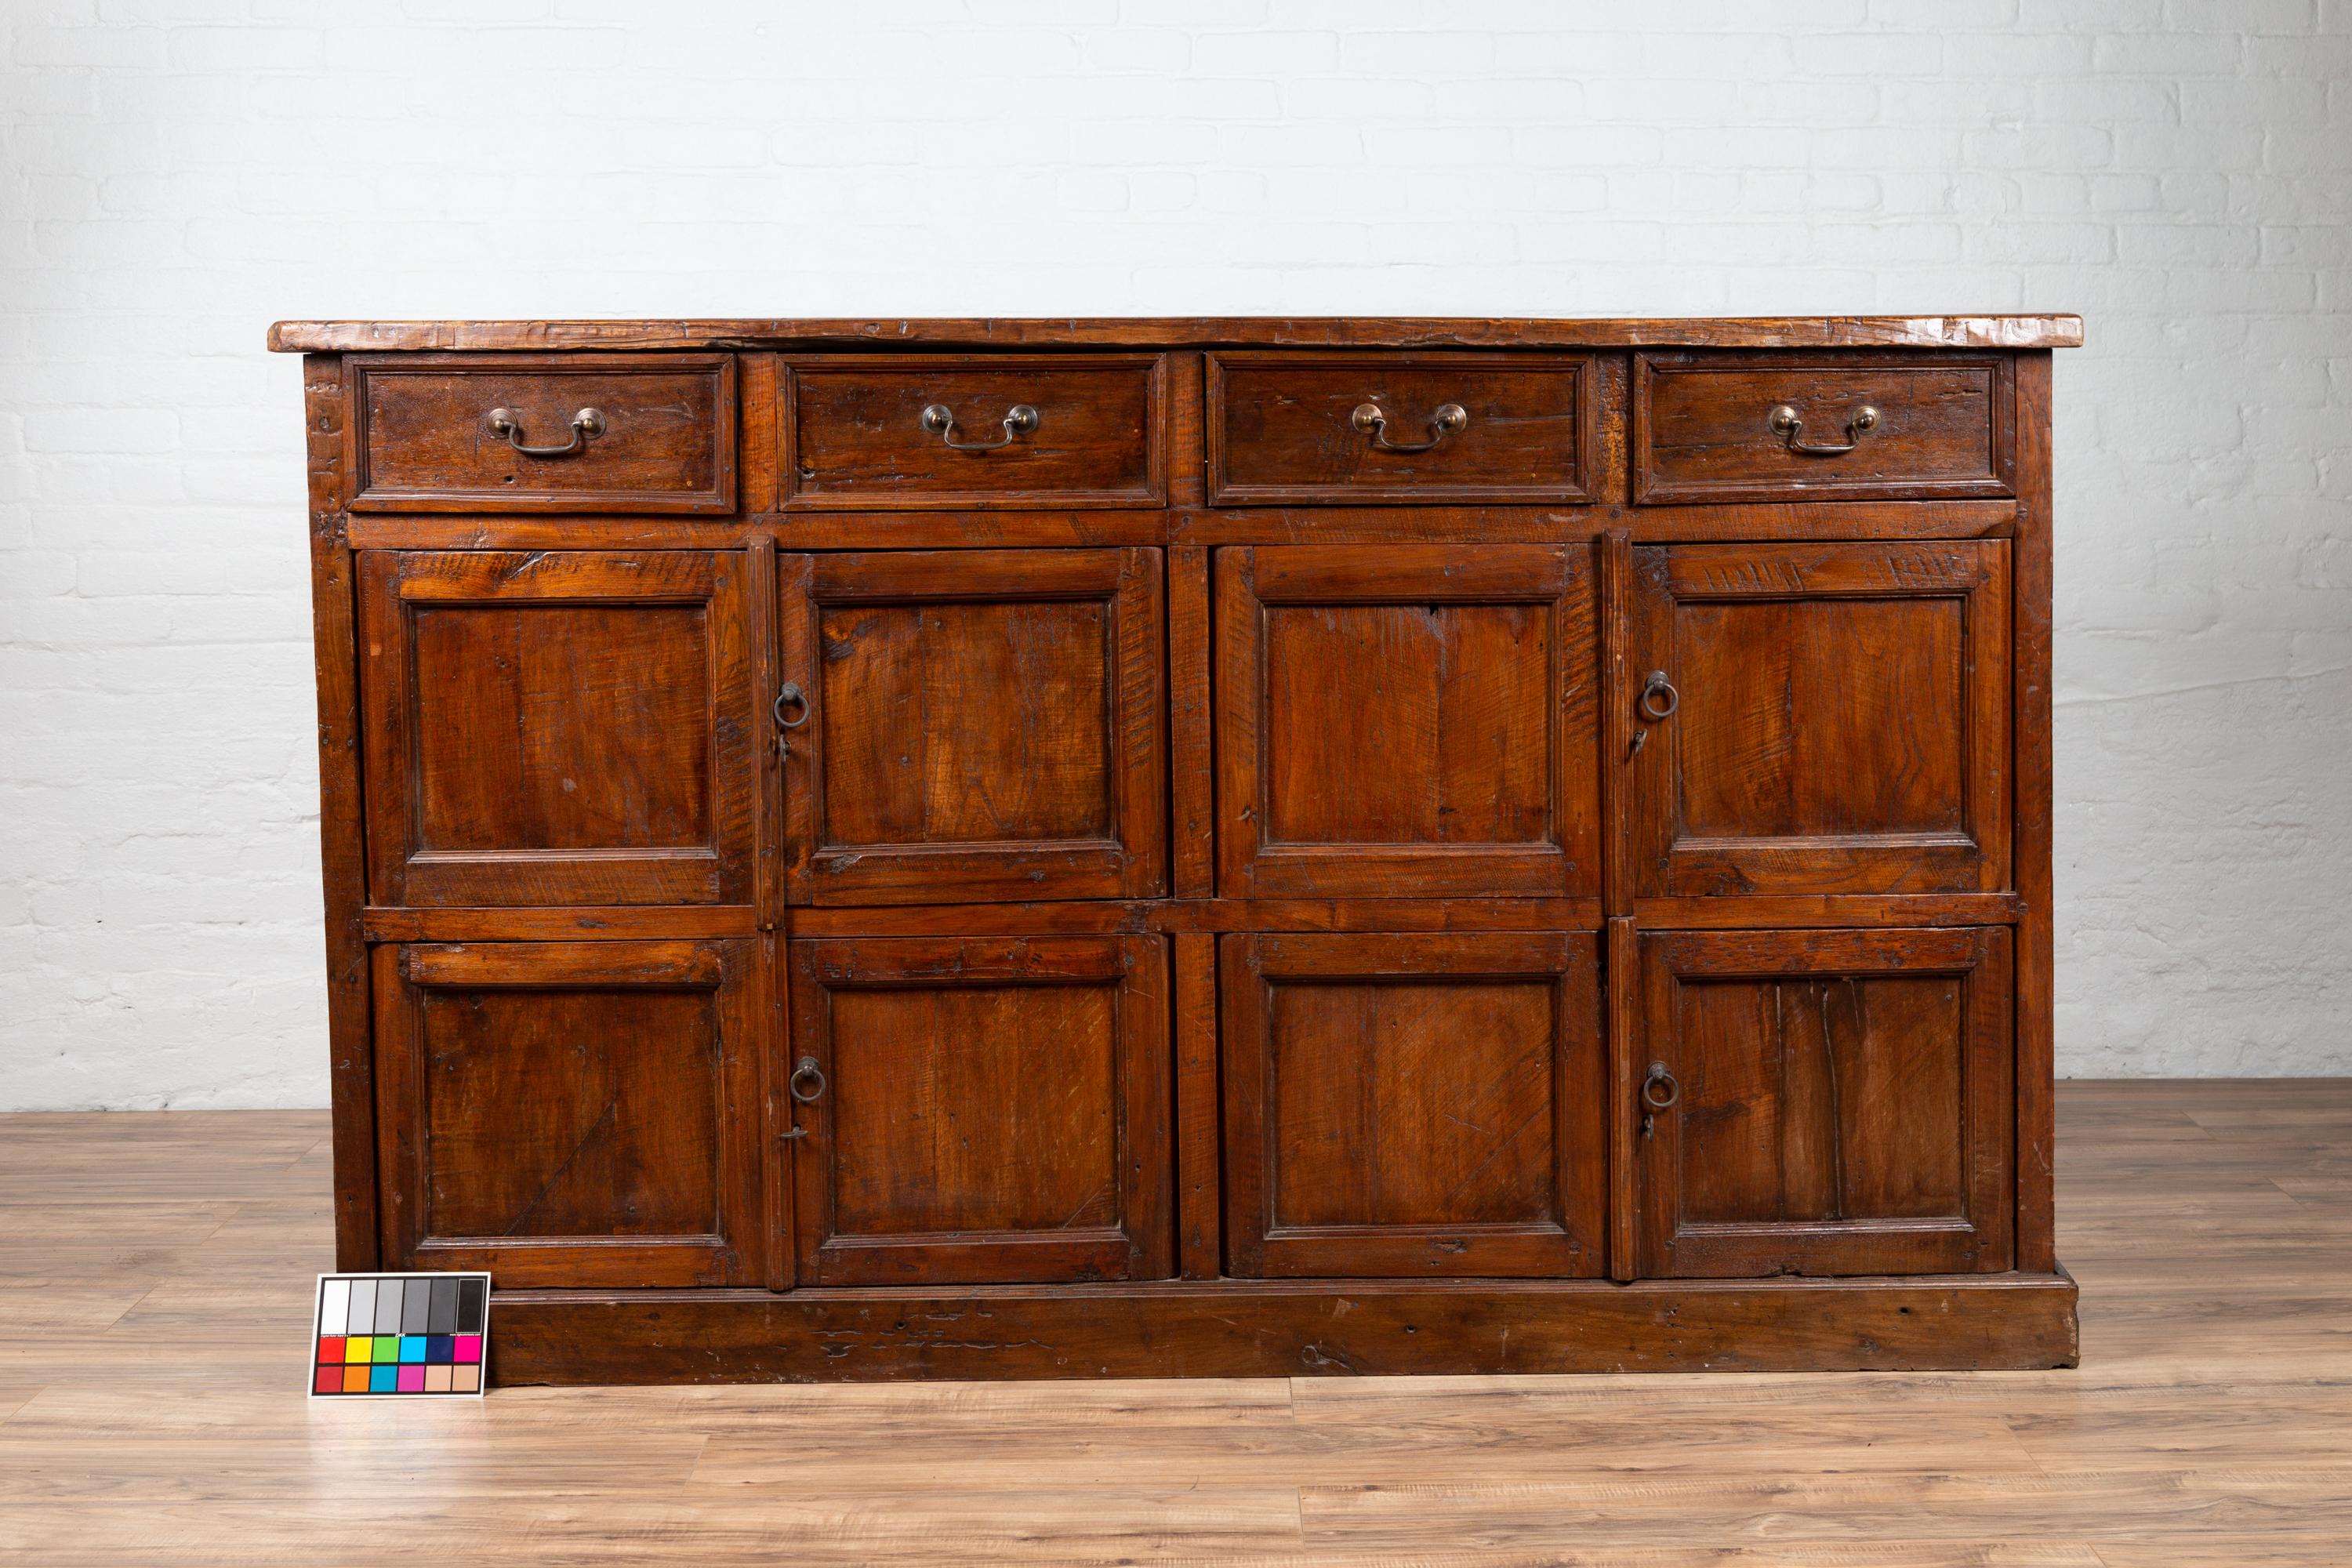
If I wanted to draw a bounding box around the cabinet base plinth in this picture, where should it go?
[489,1270,2078,1384]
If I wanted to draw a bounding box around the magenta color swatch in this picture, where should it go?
[455,1335,482,1364]
[397,1363,426,1392]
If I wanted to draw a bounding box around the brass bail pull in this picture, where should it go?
[920,403,1040,452]
[488,406,604,458]
[1352,401,1468,453]
[1768,403,1879,456]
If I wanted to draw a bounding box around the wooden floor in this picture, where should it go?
[2,1082,2347,1565]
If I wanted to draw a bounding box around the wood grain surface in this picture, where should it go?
[267,313,2088,353]
[2,1080,2341,1563]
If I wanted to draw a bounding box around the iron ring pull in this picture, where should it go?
[488,406,605,459]
[1352,401,1468,454]
[772,681,810,732]
[1641,1062,1680,1112]
[788,1055,826,1105]
[1768,402,1879,456]
[920,402,1039,452]
[1637,670,1679,723]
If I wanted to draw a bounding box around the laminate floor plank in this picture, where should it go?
[0,1082,2347,1566]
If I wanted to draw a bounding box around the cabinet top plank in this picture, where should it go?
[268,314,2083,354]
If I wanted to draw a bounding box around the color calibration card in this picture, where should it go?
[311,1273,490,1397]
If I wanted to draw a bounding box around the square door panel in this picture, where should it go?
[779,549,1165,904]
[1216,545,1598,898]
[1635,927,2014,1278]
[372,941,762,1288]
[349,353,736,514]
[786,936,1172,1286]
[1207,353,1595,505]
[360,551,753,906]
[1632,542,2009,896]
[782,355,1164,509]
[1222,933,1605,1278]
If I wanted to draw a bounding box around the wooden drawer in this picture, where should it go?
[349,354,736,514]
[1207,353,1595,505]
[783,354,1164,509]
[1632,352,2013,504]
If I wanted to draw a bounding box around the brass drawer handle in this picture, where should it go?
[1352,401,1468,454]
[1768,403,1879,456]
[488,406,604,458]
[920,402,1039,452]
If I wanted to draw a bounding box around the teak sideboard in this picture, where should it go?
[270,314,2082,1383]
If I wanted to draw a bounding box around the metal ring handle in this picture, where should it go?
[488,406,605,459]
[1641,1062,1680,1112]
[772,681,810,731]
[788,1055,826,1105]
[1352,401,1468,454]
[1637,671,1679,723]
[1768,403,1879,457]
[920,403,1039,452]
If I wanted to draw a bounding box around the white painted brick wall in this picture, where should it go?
[2,1,2347,1107]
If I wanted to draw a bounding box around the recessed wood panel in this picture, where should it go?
[1207,353,1594,505]
[783,355,1164,509]
[1633,352,2013,505]
[360,551,753,907]
[1635,927,2013,1277]
[818,600,1111,847]
[1222,932,1605,1279]
[372,940,761,1287]
[779,549,1164,905]
[349,354,736,514]
[1217,545,1598,899]
[412,603,713,852]
[1631,542,2009,896]
[787,936,1173,1286]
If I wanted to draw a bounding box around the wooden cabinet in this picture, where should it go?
[285,314,2077,1381]
[1633,927,2015,1278]
[778,548,1165,905]
[1221,933,1605,1278]
[786,936,1172,1286]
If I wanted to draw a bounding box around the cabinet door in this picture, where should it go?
[779,550,1166,905]
[1631,542,2009,897]
[372,940,764,1287]
[1215,545,1598,899]
[1222,932,1605,1278]
[1635,927,2014,1278]
[360,551,753,906]
[787,936,1172,1285]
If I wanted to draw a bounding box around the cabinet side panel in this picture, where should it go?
[306,354,378,1270]
[2013,351,2056,1272]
